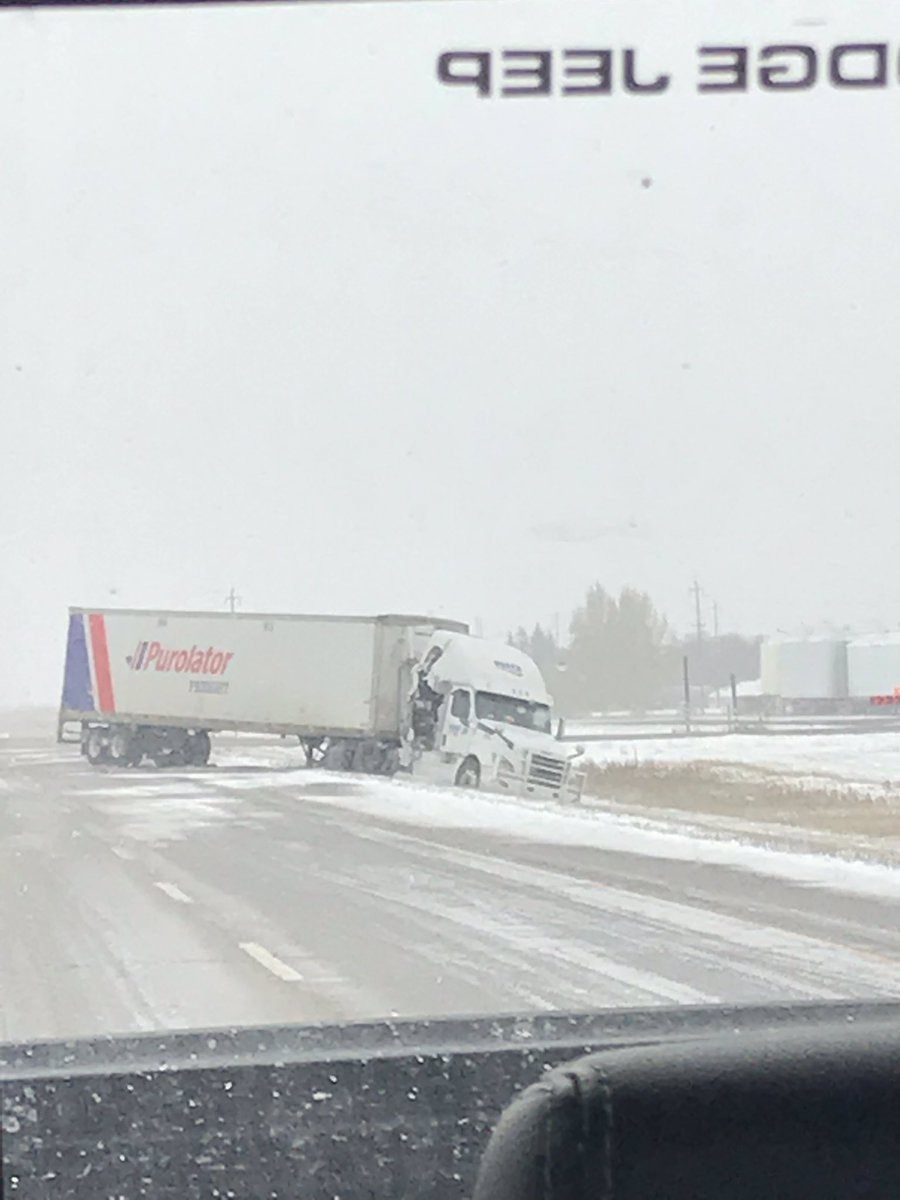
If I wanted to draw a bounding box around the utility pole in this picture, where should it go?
[682,655,691,734]
[690,578,705,713]
[691,578,704,645]
[711,601,721,710]
[224,587,241,613]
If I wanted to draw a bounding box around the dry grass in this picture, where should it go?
[581,759,900,863]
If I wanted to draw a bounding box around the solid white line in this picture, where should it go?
[239,941,304,982]
[154,881,194,904]
[112,846,135,861]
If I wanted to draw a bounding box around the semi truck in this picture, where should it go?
[58,608,584,801]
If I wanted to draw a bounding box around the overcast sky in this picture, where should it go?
[2,0,898,705]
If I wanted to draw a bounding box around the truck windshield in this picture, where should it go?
[475,691,552,733]
[9,0,900,1171]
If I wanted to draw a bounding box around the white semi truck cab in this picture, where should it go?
[402,632,584,802]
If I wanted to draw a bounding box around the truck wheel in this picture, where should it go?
[455,757,480,789]
[85,729,108,766]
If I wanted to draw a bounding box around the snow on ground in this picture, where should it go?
[582,732,900,786]
[206,750,900,904]
[211,736,307,770]
[209,728,900,787]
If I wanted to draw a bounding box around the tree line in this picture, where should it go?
[508,583,761,717]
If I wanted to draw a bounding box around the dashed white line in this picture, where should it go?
[154,881,194,904]
[239,941,304,982]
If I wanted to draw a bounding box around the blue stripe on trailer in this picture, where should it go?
[62,613,95,712]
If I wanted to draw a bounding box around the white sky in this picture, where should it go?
[2,0,899,705]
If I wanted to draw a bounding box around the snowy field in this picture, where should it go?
[582,731,900,787]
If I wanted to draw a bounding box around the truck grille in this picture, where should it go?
[528,753,566,791]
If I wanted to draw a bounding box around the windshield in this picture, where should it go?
[4,0,900,1096]
[476,691,552,733]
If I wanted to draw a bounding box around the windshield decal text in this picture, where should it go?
[437,43,894,97]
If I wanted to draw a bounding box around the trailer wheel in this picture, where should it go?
[323,741,354,771]
[85,729,108,766]
[186,731,211,767]
[153,749,185,768]
[455,757,480,789]
[352,740,384,774]
[382,746,400,776]
[108,730,134,766]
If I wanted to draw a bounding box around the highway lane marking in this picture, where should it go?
[239,941,304,982]
[154,881,194,904]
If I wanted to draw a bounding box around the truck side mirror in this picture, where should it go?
[556,719,566,740]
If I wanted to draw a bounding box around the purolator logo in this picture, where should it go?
[126,641,235,675]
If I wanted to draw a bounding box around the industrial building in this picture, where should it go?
[760,634,900,713]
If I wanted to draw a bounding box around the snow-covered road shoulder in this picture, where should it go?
[211,756,900,904]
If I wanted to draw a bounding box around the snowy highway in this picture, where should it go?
[4,732,900,1044]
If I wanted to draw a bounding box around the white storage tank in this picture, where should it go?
[847,634,900,698]
[760,638,848,699]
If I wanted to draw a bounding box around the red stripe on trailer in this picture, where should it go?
[89,613,115,713]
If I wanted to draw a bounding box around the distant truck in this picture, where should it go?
[58,608,584,801]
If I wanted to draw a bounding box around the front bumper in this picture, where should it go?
[491,754,584,803]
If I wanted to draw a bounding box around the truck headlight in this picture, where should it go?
[498,756,516,775]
